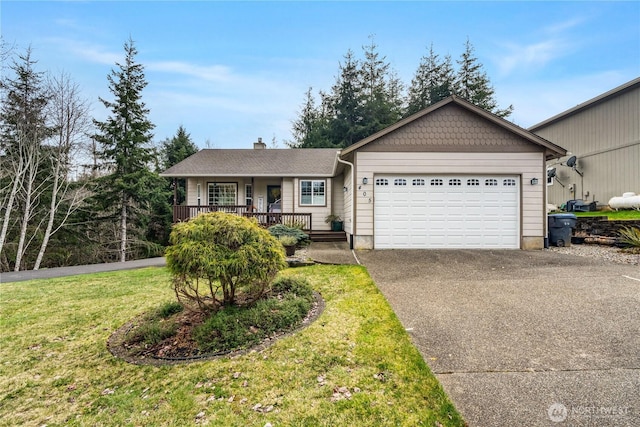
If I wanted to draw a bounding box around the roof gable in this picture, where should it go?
[341,96,566,160]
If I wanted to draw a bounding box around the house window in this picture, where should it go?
[208,183,237,205]
[197,183,201,206]
[431,178,443,186]
[485,179,498,186]
[375,178,388,186]
[503,179,516,187]
[394,178,407,186]
[449,178,462,186]
[467,179,480,186]
[300,180,325,206]
[245,184,253,206]
[412,178,425,186]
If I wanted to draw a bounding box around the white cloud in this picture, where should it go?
[492,16,588,77]
[46,37,121,65]
[495,39,571,76]
[148,61,234,83]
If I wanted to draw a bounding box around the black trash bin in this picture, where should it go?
[548,213,577,247]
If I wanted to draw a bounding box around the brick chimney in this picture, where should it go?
[253,137,266,149]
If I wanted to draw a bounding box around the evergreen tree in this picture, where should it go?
[455,38,513,117]
[288,87,332,148]
[406,44,455,116]
[359,37,402,138]
[328,49,364,147]
[92,38,160,262]
[160,125,198,205]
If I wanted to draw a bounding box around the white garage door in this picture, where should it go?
[374,175,520,249]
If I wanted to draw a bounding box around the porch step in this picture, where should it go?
[309,231,347,242]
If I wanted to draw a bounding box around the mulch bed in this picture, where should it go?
[107,292,325,366]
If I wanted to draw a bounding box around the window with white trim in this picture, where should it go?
[245,184,253,206]
[300,180,325,206]
[208,183,237,205]
[467,179,480,186]
[431,178,443,186]
[485,179,498,186]
[449,178,462,186]
[503,179,516,187]
[375,178,388,186]
[394,178,407,186]
[412,178,425,186]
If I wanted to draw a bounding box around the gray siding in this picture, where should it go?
[536,83,640,206]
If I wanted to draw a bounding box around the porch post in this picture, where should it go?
[172,178,177,206]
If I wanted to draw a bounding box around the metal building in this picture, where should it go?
[529,77,640,209]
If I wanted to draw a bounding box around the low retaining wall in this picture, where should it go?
[574,217,640,243]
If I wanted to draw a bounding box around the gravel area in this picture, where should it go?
[547,244,639,265]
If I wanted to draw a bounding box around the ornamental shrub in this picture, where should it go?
[165,212,287,313]
[268,224,310,246]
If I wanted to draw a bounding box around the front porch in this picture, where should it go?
[172,205,314,232]
[172,205,348,243]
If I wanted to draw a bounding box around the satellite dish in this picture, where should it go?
[566,156,577,168]
[547,168,557,178]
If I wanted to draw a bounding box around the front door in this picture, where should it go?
[267,185,281,212]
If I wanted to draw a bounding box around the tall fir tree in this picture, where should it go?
[92,38,160,262]
[160,125,198,205]
[455,38,513,117]
[288,87,332,148]
[406,45,455,116]
[328,49,364,148]
[359,37,402,138]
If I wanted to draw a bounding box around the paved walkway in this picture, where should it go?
[0,257,166,283]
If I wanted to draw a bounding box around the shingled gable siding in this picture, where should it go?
[350,104,547,250]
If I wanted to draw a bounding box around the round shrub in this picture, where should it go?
[165,212,287,313]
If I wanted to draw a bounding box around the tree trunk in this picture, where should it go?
[33,160,60,270]
[0,155,24,255]
[14,158,35,271]
[120,191,127,262]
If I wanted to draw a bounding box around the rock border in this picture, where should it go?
[107,291,325,366]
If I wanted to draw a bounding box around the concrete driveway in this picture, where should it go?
[357,249,639,426]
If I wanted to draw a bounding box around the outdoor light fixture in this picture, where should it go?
[530,178,539,185]
[343,186,348,192]
[362,177,368,185]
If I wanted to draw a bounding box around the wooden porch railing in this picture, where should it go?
[172,206,312,232]
[173,205,251,222]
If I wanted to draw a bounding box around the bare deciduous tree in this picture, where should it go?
[33,73,91,270]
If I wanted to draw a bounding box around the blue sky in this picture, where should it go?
[2,1,639,149]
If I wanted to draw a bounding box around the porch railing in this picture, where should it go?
[172,205,312,232]
[173,205,251,222]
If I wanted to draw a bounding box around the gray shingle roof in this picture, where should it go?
[160,148,339,177]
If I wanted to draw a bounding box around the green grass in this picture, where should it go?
[0,266,464,426]
[572,209,640,220]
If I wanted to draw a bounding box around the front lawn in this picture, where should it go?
[0,265,464,426]
[573,210,640,220]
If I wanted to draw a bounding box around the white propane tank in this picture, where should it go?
[608,192,640,210]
